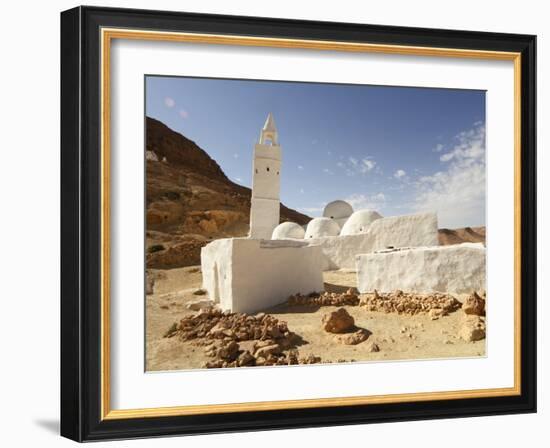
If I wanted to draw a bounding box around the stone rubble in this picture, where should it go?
[288,289,463,317]
[360,290,462,316]
[164,307,323,368]
[289,289,360,306]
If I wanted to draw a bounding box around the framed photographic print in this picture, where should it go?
[60,6,536,442]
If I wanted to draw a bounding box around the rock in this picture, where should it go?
[459,316,486,342]
[237,350,255,367]
[198,219,218,234]
[462,291,486,316]
[366,342,380,352]
[254,343,281,358]
[217,341,239,360]
[204,360,224,369]
[193,288,207,296]
[287,349,299,365]
[322,308,355,333]
[334,328,370,345]
[300,354,322,364]
[186,299,214,311]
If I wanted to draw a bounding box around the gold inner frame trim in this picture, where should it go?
[100,27,522,421]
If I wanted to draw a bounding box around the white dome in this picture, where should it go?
[340,210,383,235]
[323,200,354,221]
[272,222,305,240]
[304,217,341,239]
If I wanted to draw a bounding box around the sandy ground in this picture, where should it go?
[146,267,486,371]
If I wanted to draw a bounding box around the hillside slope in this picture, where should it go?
[438,226,486,246]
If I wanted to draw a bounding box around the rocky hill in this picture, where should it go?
[438,226,486,246]
[145,117,311,269]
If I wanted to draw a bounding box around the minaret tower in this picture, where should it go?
[249,113,281,239]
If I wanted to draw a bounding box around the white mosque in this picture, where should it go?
[201,114,486,313]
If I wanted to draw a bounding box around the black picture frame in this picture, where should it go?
[61,5,536,442]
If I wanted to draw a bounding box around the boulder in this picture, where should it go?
[459,316,486,342]
[462,291,486,316]
[334,328,370,345]
[322,308,355,333]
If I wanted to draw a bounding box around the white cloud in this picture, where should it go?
[433,143,444,152]
[297,165,304,170]
[346,156,376,175]
[323,168,334,175]
[301,206,323,213]
[233,153,239,159]
[360,159,376,173]
[394,169,406,179]
[164,97,175,108]
[233,177,242,183]
[179,109,189,119]
[345,192,387,211]
[413,123,486,228]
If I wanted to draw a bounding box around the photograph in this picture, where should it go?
[144,76,488,371]
[56,4,537,442]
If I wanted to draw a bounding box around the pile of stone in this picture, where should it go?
[288,289,360,306]
[203,341,322,369]
[164,307,322,368]
[165,307,292,343]
[359,290,462,316]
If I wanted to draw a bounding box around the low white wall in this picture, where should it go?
[310,212,439,270]
[201,238,324,313]
[356,243,486,294]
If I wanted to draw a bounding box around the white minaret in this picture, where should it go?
[249,113,281,239]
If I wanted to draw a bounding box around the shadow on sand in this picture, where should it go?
[323,282,353,294]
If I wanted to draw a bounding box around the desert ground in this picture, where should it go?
[146,266,486,371]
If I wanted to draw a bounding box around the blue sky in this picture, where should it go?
[146,76,486,228]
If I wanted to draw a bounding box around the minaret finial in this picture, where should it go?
[259,113,278,145]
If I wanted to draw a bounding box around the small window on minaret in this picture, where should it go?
[267,167,270,172]
[255,169,258,173]
[277,171,279,175]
